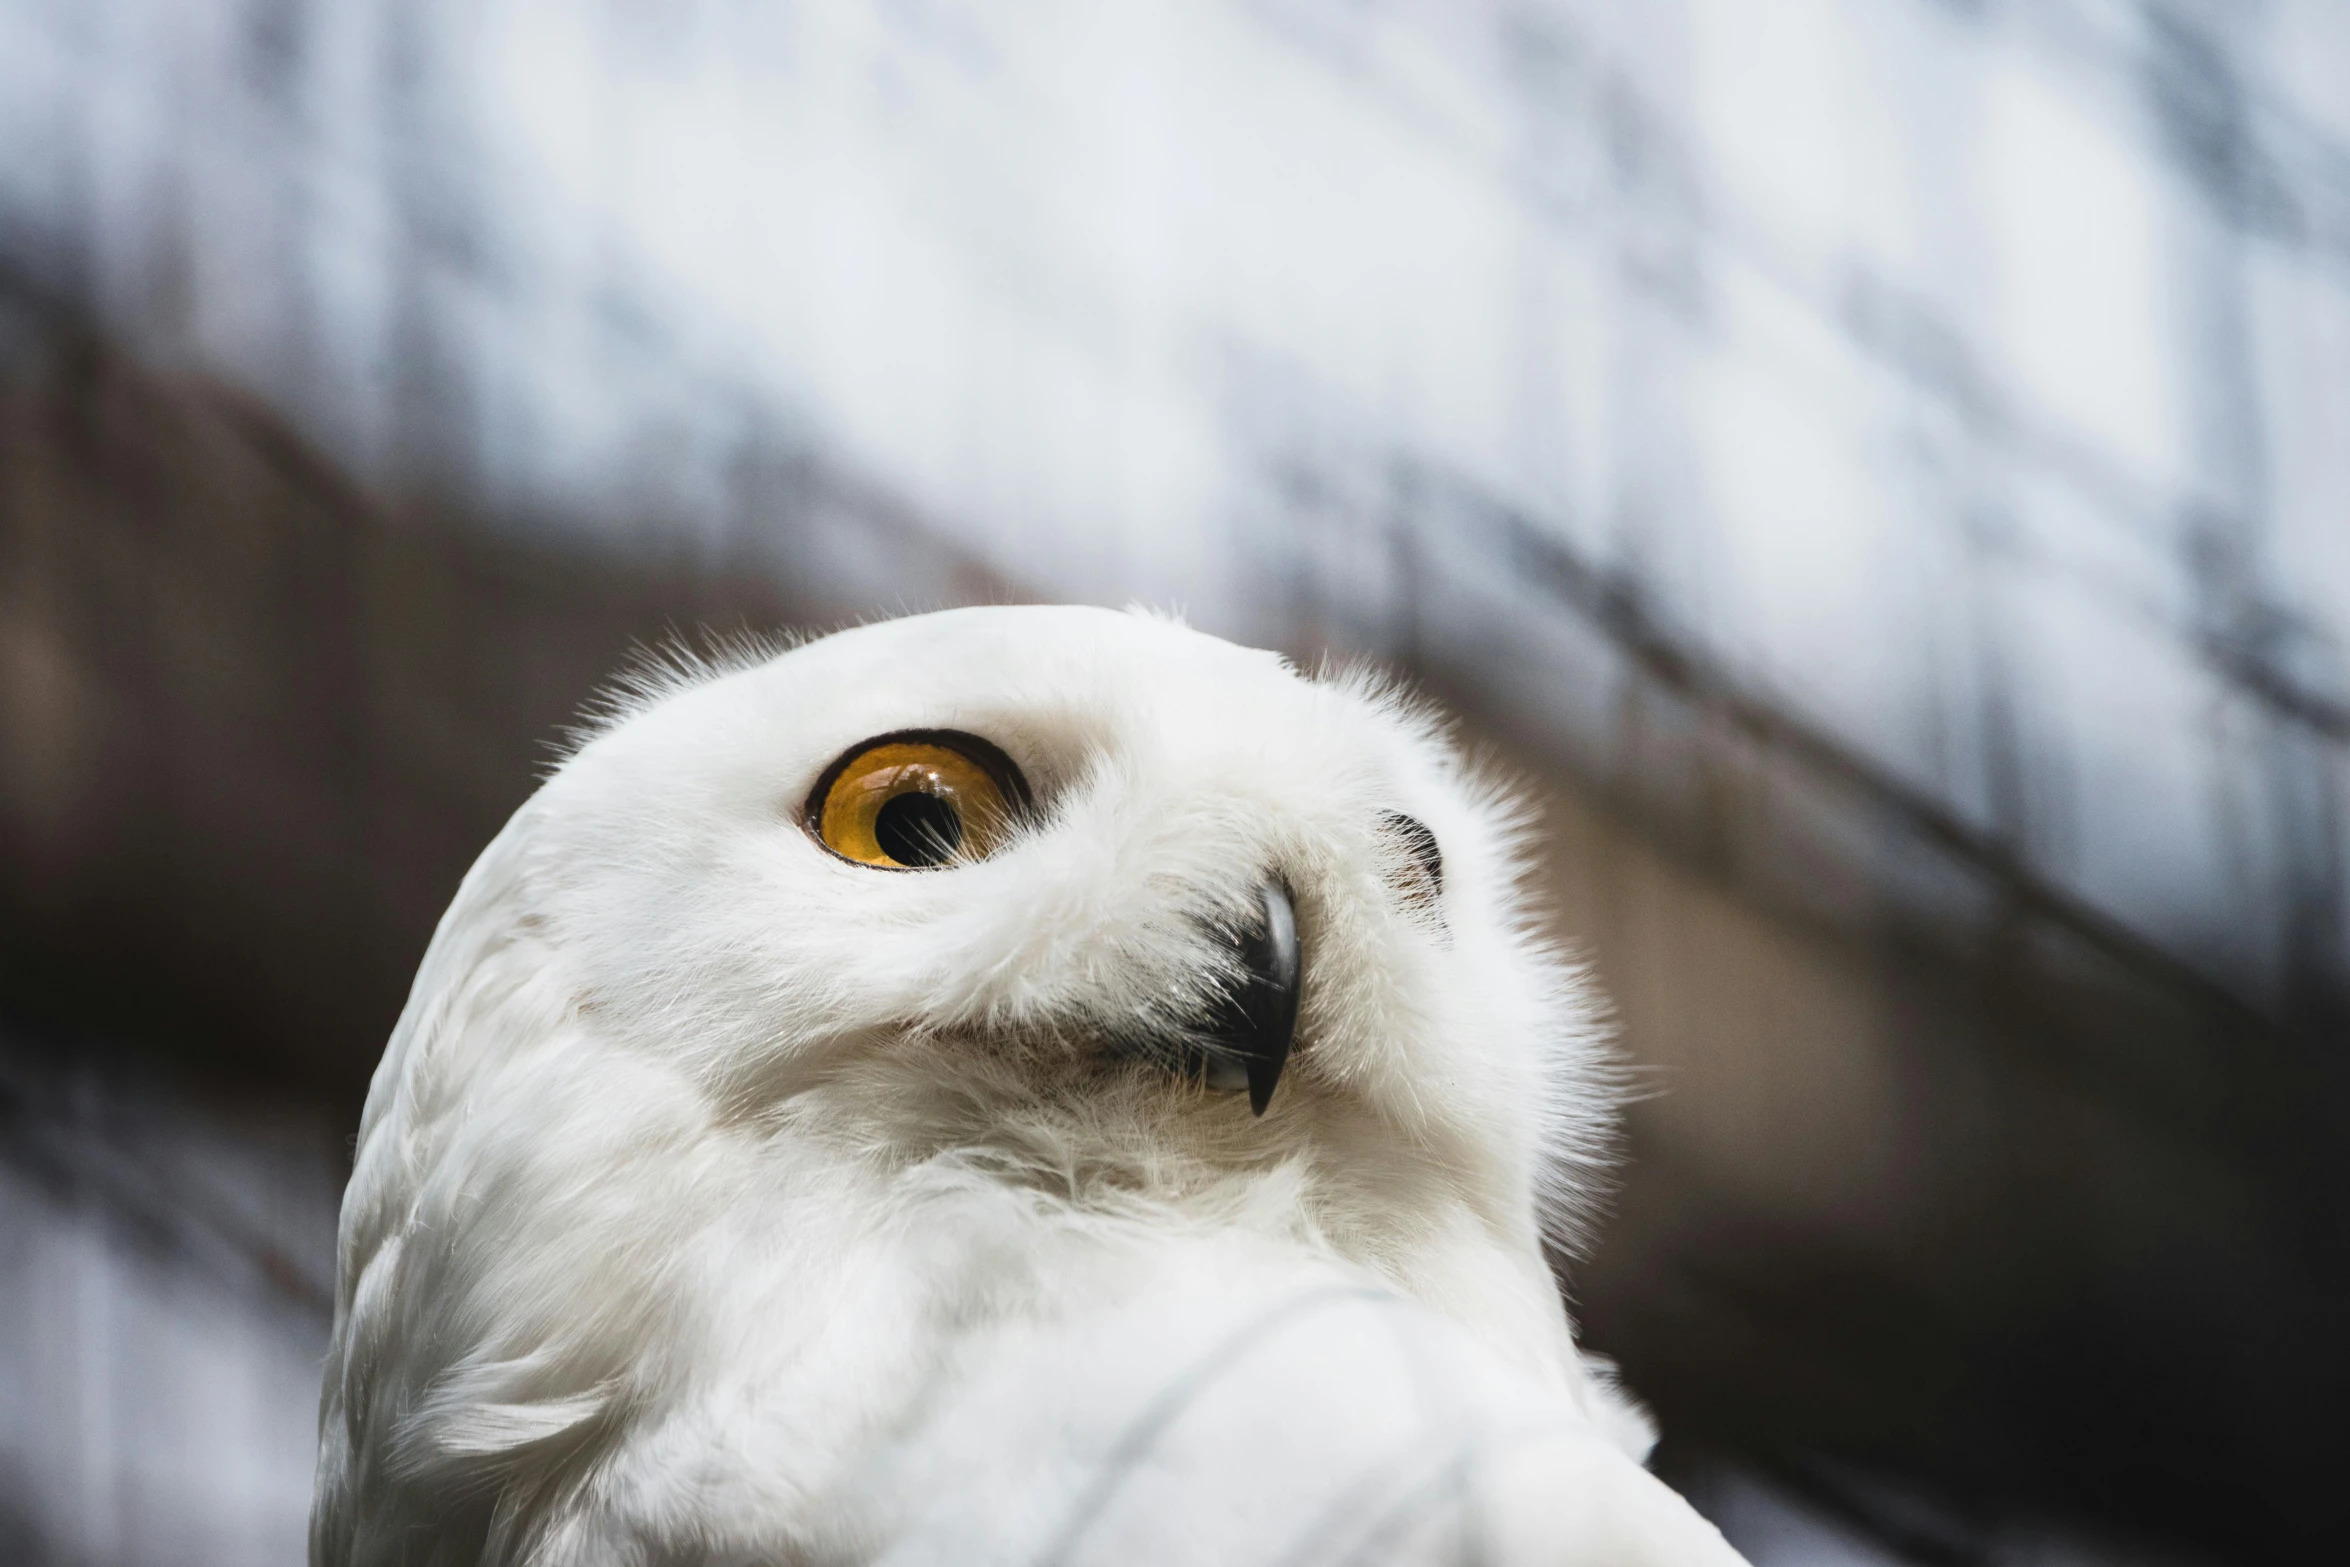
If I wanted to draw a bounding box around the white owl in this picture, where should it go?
[311,605,1746,1566]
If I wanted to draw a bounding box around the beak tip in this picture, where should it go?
[1247,1056,1282,1116]
[1166,877,1301,1114]
[1242,878,1300,1116]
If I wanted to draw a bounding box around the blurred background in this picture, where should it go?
[2,1,2346,1562]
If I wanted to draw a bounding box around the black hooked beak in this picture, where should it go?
[1198,879,1301,1116]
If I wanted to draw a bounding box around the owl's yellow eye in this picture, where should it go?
[807,732,1029,869]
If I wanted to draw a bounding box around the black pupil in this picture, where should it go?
[875,791,963,866]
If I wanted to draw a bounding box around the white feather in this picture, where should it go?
[312,605,1744,1566]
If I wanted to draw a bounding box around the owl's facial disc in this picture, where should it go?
[807,730,1313,1113]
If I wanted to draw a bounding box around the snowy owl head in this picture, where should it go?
[525,604,1610,1224]
[316,605,1634,1564]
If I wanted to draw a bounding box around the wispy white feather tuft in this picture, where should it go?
[548,623,809,771]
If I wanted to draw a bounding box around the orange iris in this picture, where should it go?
[809,735,1024,869]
